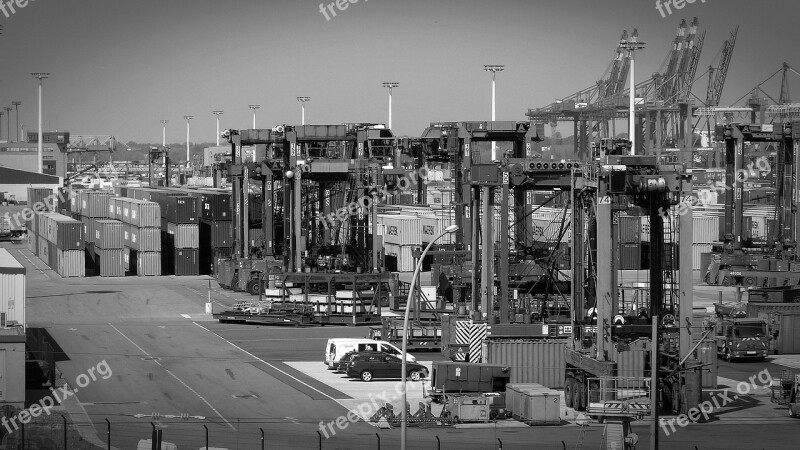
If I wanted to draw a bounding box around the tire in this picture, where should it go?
[360,370,374,382]
[564,377,575,408]
[246,279,262,296]
[409,370,422,382]
[574,378,586,411]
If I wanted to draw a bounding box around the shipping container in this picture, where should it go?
[131,227,161,252]
[108,197,120,220]
[0,248,26,326]
[619,244,641,270]
[122,223,131,248]
[482,339,567,389]
[168,248,199,276]
[166,222,199,249]
[692,244,713,270]
[166,197,198,224]
[504,383,562,425]
[27,187,55,212]
[378,214,422,245]
[95,248,125,277]
[132,250,161,276]
[693,216,719,244]
[123,247,131,273]
[94,219,124,249]
[618,215,641,243]
[201,192,232,221]
[43,215,83,250]
[26,232,37,254]
[55,249,85,278]
[383,242,416,272]
[128,199,161,228]
[79,191,112,218]
[47,241,57,270]
[200,220,232,248]
[38,237,49,265]
[777,314,800,354]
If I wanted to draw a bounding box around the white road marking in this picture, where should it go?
[109,323,236,431]
[181,314,192,319]
[191,321,344,407]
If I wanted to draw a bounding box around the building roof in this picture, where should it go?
[0,248,25,274]
[0,166,61,185]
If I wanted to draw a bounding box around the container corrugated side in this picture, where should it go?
[693,216,719,243]
[122,223,132,248]
[166,223,199,249]
[48,241,58,270]
[27,187,55,212]
[610,343,647,386]
[26,232,37,254]
[166,197,198,224]
[38,237,50,265]
[692,244,713,270]
[54,217,83,250]
[135,251,161,276]
[55,249,85,278]
[131,227,161,252]
[378,214,422,245]
[200,220,232,248]
[171,248,199,276]
[95,248,124,277]
[80,191,113,218]
[0,248,26,326]
[108,197,119,220]
[131,200,160,228]
[383,243,416,272]
[483,339,566,389]
[94,219,124,249]
[201,192,231,221]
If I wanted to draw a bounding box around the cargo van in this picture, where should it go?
[325,338,416,368]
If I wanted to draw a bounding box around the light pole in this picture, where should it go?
[160,120,169,147]
[620,29,645,155]
[249,104,260,128]
[297,97,311,125]
[484,65,504,160]
[3,107,10,142]
[184,115,194,163]
[401,225,458,450]
[0,110,4,141]
[12,101,21,142]
[31,73,50,173]
[212,110,224,146]
[382,82,399,128]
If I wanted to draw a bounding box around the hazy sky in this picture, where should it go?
[1,0,799,144]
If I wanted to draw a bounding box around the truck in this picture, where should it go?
[714,316,769,361]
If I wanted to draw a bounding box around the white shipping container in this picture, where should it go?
[384,242,417,272]
[56,249,85,278]
[0,248,26,327]
[692,244,713,270]
[378,214,422,245]
[693,216,719,244]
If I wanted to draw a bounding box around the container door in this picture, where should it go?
[779,314,800,354]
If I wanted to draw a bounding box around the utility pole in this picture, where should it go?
[212,110,224,146]
[382,82,399,128]
[297,97,311,125]
[183,115,194,163]
[12,101,21,142]
[249,104,260,128]
[31,73,50,173]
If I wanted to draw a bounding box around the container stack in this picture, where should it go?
[199,191,233,275]
[93,219,124,277]
[29,210,85,277]
[113,197,162,276]
[162,195,199,276]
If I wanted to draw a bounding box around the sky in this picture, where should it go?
[0,0,799,145]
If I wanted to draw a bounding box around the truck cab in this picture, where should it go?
[715,317,769,361]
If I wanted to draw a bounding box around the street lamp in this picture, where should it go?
[12,101,21,142]
[619,29,645,155]
[160,120,169,147]
[31,73,50,173]
[297,97,311,125]
[401,224,459,450]
[184,115,194,163]
[248,104,260,128]
[212,110,224,146]
[382,82,399,129]
[484,65,504,160]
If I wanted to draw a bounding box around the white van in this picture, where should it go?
[325,338,416,368]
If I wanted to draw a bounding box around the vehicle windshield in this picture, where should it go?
[734,324,766,338]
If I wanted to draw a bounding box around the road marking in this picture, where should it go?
[191,321,342,406]
[109,323,236,431]
[181,314,192,319]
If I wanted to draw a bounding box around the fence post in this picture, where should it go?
[62,414,67,449]
[376,433,381,450]
[260,427,265,450]
[203,424,208,449]
[498,438,503,450]
[106,418,111,450]
[317,429,322,450]
[435,435,440,450]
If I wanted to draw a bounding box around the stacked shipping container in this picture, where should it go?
[112,197,162,276]
[29,210,85,277]
[199,191,233,276]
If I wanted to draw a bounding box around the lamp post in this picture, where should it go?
[0,110,4,141]
[3,107,10,142]
[484,65,504,160]
[212,110,224,146]
[12,101,21,142]
[297,97,311,125]
[401,225,459,450]
[31,73,50,173]
[183,115,194,163]
[160,120,169,147]
[249,104,260,128]
[620,29,645,155]
[382,82,399,128]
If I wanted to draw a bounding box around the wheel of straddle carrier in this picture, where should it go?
[574,378,586,411]
[246,278,262,296]
[722,276,732,286]
[564,377,575,408]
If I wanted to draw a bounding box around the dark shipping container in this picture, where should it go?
[166,197,198,224]
[200,220,232,248]
[94,219,124,249]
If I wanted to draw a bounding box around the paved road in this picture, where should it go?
[9,240,800,449]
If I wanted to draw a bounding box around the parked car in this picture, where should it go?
[336,350,383,373]
[324,338,415,369]
[346,353,429,382]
